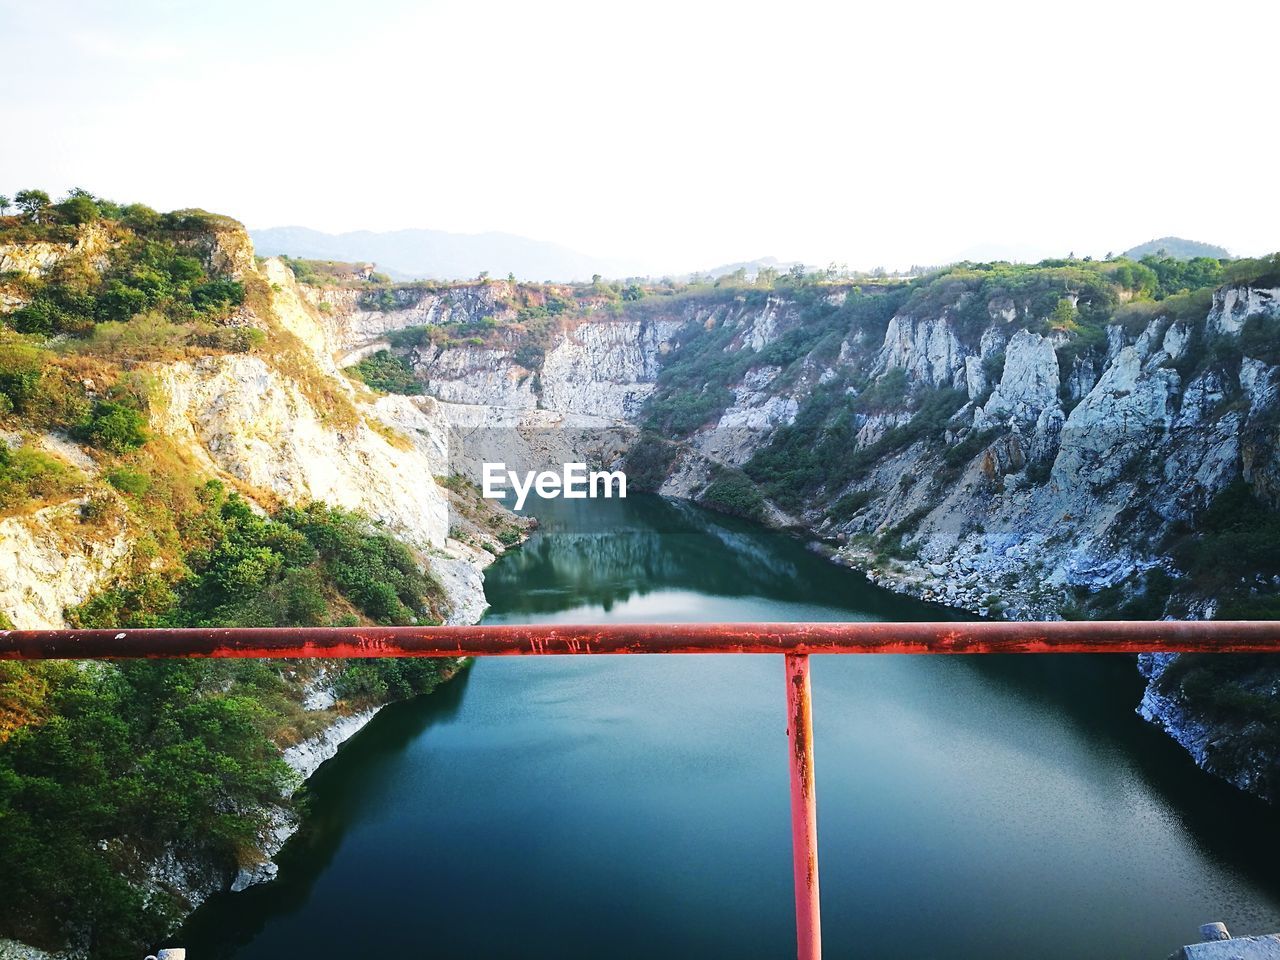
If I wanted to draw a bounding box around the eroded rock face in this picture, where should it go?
[310,280,519,354]
[1138,653,1280,802]
[154,354,451,552]
[1052,344,1178,489]
[341,277,1280,639]
[0,222,114,279]
[540,318,682,418]
[1209,284,1280,335]
[180,224,257,279]
[877,314,966,388]
[978,330,1060,427]
[740,297,800,351]
[0,498,130,628]
[695,366,800,466]
[413,344,537,409]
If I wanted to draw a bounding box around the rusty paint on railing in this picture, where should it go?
[3,620,1280,661]
[5,619,1280,960]
[786,653,821,960]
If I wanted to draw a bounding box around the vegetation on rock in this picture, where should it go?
[0,191,460,958]
[347,349,422,395]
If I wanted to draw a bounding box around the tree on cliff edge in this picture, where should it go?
[14,189,50,223]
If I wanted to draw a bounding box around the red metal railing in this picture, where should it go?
[5,620,1280,960]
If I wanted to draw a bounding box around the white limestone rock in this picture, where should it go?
[978,330,1060,427]
[1052,344,1178,489]
[876,314,967,388]
[0,498,130,629]
[413,345,537,410]
[153,354,450,552]
[1208,285,1280,336]
[540,317,681,418]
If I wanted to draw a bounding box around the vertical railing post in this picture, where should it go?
[785,652,822,960]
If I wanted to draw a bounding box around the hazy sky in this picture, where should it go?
[2,0,1277,273]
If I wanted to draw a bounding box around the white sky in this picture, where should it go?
[1,0,1277,273]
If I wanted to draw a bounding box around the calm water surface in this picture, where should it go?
[186,494,1280,959]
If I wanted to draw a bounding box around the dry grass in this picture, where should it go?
[0,662,76,744]
[366,415,414,452]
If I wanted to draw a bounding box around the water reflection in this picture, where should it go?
[485,494,953,622]
[182,671,475,958]
[184,494,1280,960]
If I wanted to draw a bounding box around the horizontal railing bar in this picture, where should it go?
[3,621,1280,660]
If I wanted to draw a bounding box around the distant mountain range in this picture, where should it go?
[251,226,1234,285]
[1120,236,1231,260]
[249,226,640,282]
[695,256,803,280]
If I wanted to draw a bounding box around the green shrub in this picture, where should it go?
[385,325,433,349]
[622,432,681,491]
[70,483,445,631]
[0,660,292,954]
[0,344,46,412]
[192,325,266,353]
[700,468,766,521]
[360,288,401,311]
[1224,253,1280,289]
[852,368,907,412]
[1239,314,1280,366]
[332,659,450,703]
[348,350,422,394]
[0,443,81,511]
[190,278,245,313]
[55,193,101,225]
[77,401,149,453]
[2,221,245,342]
[825,488,882,521]
[1162,479,1280,619]
[79,312,188,360]
[104,467,150,496]
[275,502,440,625]
[943,428,1000,468]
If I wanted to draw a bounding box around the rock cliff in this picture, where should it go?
[1,224,486,629]
[0,495,130,629]
[0,220,515,954]
[323,264,1280,799]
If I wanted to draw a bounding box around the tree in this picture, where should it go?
[1050,297,1077,329]
[57,189,100,225]
[14,189,50,223]
[0,195,9,217]
[121,203,160,231]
